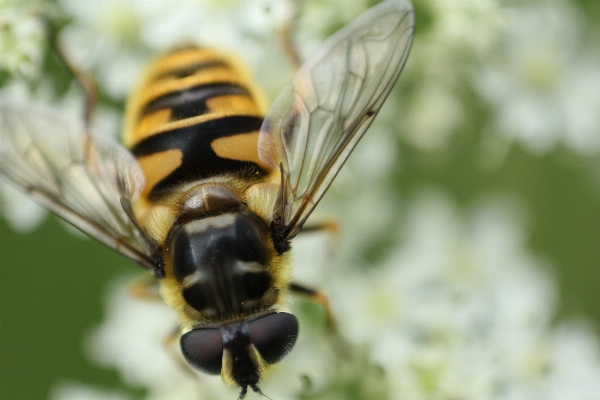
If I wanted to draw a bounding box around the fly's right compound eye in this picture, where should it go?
[180,327,224,375]
[248,312,298,364]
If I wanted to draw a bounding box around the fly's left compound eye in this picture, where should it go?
[248,312,299,364]
[180,327,223,375]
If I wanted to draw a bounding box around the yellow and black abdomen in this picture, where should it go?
[123,47,270,205]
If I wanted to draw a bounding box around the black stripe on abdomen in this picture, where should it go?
[153,60,229,80]
[143,83,249,121]
[132,115,266,199]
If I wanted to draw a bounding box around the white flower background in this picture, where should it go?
[1,0,600,399]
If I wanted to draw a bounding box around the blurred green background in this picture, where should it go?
[2,0,600,399]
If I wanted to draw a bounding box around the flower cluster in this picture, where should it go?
[0,0,45,79]
[49,192,600,400]
[475,1,600,155]
[2,0,600,399]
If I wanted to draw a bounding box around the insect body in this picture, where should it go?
[0,0,414,397]
[124,46,296,391]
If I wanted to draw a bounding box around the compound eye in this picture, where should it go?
[180,328,223,375]
[248,312,298,364]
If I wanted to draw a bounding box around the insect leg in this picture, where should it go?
[129,274,162,300]
[277,0,302,69]
[297,219,339,235]
[289,282,351,356]
[42,16,99,130]
[297,219,340,256]
[289,282,336,329]
[41,15,103,177]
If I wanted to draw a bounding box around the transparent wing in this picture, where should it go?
[258,0,414,240]
[0,102,161,273]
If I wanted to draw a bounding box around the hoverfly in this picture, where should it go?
[0,0,414,397]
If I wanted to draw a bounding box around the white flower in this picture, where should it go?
[476,1,600,155]
[329,190,600,399]
[399,0,505,152]
[62,190,600,399]
[0,0,46,79]
[295,0,370,55]
[57,0,295,100]
[57,0,153,99]
[49,382,131,400]
[0,180,46,233]
[544,321,600,398]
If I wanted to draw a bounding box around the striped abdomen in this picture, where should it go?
[123,47,270,204]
